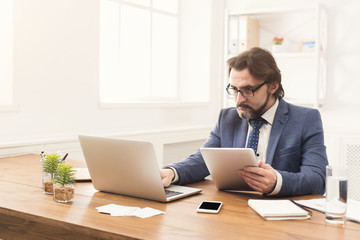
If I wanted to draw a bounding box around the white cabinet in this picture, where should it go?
[224,4,327,108]
[324,129,360,201]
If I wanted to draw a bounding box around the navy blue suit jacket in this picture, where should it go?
[168,99,328,197]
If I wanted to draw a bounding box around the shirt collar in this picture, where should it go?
[261,99,279,126]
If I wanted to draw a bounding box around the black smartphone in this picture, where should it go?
[196,201,223,214]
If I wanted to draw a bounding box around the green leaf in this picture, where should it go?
[54,164,76,187]
[41,153,62,174]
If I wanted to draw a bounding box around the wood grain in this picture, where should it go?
[0,154,359,240]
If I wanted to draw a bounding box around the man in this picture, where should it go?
[160,47,328,197]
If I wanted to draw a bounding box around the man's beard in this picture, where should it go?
[236,90,271,120]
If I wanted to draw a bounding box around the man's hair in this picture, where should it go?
[227,47,284,99]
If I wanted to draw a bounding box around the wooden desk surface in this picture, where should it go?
[0,154,359,240]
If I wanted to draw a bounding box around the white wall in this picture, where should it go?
[4,0,360,168]
[1,0,224,149]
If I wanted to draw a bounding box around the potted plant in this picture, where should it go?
[273,36,284,45]
[53,164,76,203]
[272,36,284,53]
[41,153,62,194]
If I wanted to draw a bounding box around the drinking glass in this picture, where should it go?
[325,165,348,224]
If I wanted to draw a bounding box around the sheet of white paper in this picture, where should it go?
[96,204,120,214]
[135,207,165,218]
[96,204,165,218]
[96,204,139,216]
[123,208,142,217]
[110,206,140,217]
[294,198,360,223]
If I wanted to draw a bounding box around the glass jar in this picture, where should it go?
[53,183,75,203]
[40,156,45,189]
[42,172,55,194]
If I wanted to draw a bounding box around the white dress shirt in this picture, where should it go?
[245,99,282,195]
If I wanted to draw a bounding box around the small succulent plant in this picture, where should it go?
[54,164,76,187]
[42,153,62,174]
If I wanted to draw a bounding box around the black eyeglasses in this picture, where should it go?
[226,81,267,98]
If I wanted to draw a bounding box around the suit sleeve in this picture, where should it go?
[276,109,328,196]
[166,110,225,185]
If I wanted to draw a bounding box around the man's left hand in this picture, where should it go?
[238,160,277,194]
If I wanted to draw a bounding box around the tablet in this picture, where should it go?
[200,148,258,191]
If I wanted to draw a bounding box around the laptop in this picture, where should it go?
[200,148,258,191]
[78,135,201,202]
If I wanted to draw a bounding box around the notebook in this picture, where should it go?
[78,135,201,202]
[73,167,91,182]
[200,148,258,191]
[248,199,311,220]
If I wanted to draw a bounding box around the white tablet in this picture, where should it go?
[200,148,258,191]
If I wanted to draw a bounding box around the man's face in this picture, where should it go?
[229,68,276,119]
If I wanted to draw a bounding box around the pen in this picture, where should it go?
[62,153,69,161]
[290,200,313,217]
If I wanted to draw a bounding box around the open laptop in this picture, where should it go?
[78,135,201,202]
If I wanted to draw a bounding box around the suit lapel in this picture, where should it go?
[266,99,289,165]
[234,117,248,148]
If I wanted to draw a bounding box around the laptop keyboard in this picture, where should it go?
[165,189,183,198]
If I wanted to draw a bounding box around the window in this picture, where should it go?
[100,0,179,103]
[0,0,13,107]
[99,0,211,105]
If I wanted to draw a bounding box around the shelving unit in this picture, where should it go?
[223,3,327,109]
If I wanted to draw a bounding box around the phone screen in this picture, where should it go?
[199,201,222,210]
[197,201,223,213]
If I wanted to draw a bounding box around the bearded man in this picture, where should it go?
[160,47,328,197]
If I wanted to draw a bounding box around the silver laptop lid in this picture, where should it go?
[78,135,168,202]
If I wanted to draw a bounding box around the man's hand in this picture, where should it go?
[160,168,175,187]
[238,160,277,194]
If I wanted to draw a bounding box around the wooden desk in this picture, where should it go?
[0,154,359,240]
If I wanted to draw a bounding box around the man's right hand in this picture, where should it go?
[160,168,175,187]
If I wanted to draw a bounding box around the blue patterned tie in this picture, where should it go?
[246,119,265,154]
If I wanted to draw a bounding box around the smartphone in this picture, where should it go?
[196,201,223,214]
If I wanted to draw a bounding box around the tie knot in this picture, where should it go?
[250,119,265,129]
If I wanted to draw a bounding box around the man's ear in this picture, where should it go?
[269,82,279,95]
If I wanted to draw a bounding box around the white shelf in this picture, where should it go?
[224,3,327,109]
[227,6,319,16]
[273,52,316,58]
[227,52,316,59]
